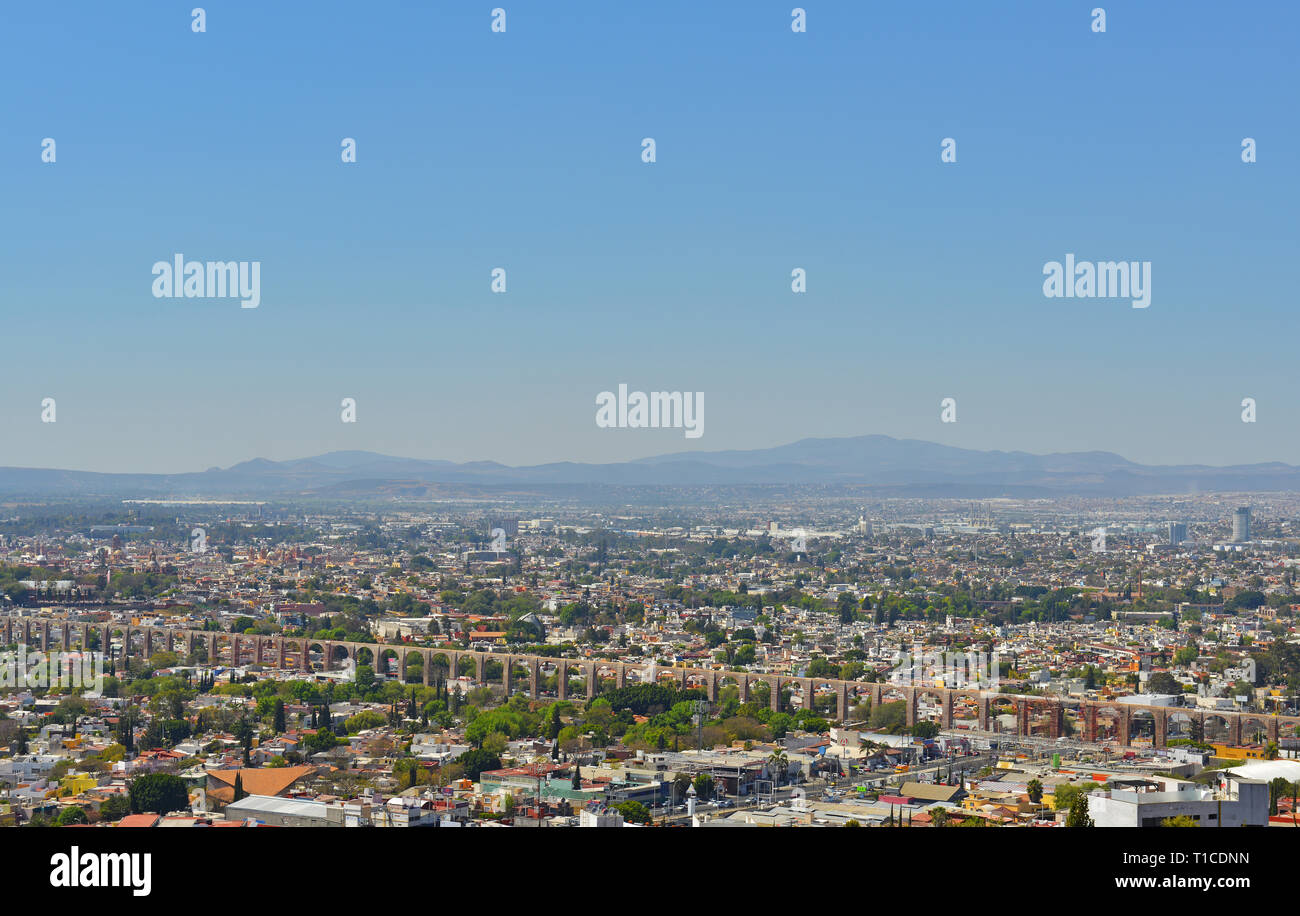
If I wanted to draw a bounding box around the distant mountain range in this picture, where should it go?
[3,436,1300,498]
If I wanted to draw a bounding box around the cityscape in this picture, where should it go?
[2,470,1298,836]
[4,0,1294,895]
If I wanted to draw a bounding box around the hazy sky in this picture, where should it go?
[3,1,1297,473]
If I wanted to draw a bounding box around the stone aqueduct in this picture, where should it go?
[9,614,1300,750]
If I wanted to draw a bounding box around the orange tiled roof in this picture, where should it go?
[207,766,315,804]
[116,814,161,827]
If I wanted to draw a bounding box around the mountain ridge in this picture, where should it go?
[2,436,1297,498]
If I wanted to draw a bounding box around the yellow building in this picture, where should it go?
[60,774,98,796]
[1210,743,1271,761]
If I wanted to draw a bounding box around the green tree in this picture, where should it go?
[1052,781,1098,812]
[457,749,503,782]
[354,665,376,693]
[767,749,789,785]
[1065,794,1094,827]
[1147,671,1179,694]
[129,773,190,815]
[98,794,131,822]
[869,700,907,733]
[693,773,714,801]
[234,716,253,764]
[911,720,940,740]
[615,800,651,824]
[672,772,692,804]
[480,731,509,757]
[55,806,87,826]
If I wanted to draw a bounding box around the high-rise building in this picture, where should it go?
[1168,522,1187,546]
[1231,507,1251,543]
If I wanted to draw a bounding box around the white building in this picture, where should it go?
[1116,693,1180,707]
[579,806,626,827]
[1087,776,1267,828]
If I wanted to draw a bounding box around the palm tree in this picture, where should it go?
[767,749,789,786]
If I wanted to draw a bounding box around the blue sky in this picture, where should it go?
[2,1,1297,473]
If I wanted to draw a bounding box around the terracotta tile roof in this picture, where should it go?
[116,814,161,827]
[207,766,316,804]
